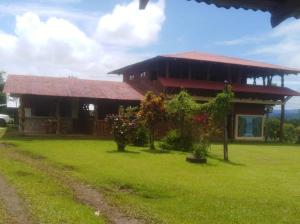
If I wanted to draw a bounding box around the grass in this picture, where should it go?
[0,138,299,224]
[0,148,105,224]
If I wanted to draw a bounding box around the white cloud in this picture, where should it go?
[0,0,165,80]
[218,20,300,109]
[96,0,165,47]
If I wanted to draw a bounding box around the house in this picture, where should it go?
[4,51,300,140]
[109,51,300,141]
[4,76,142,136]
[139,0,300,27]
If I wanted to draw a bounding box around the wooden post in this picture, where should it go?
[263,76,266,86]
[56,100,61,135]
[93,103,98,136]
[279,74,285,143]
[223,80,229,161]
[253,77,256,85]
[18,96,25,132]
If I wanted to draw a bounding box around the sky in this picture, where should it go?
[0,0,300,109]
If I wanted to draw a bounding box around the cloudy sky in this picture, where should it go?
[0,0,300,109]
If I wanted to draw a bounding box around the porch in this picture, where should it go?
[19,95,139,137]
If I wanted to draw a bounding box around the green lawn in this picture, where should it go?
[1,138,300,223]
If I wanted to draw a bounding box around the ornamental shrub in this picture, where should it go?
[105,107,137,151]
[132,125,148,147]
[138,92,167,150]
[159,129,193,151]
[265,118,298,143]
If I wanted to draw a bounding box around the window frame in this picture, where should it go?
[235,114,265,141]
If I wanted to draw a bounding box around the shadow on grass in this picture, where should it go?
[207,154,245,166]
[141,149,171,154]
[106,149,140,154]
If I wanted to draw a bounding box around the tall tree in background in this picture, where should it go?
[0,71,7,113]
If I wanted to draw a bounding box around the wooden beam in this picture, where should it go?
[93,103,98,136]
[18,96,25,132]
[56,100,61,135]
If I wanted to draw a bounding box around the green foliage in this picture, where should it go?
[296,126,300,143]
[132,125,148,147]
[265,118,280,141]
[265,118,298,143]
[159,129,193,151]
[138,91,166,150]
[283,123,298,144]
[164,90,198,151]
[192,140,210,159]
[105,107,137,151]
[197,87,234,122]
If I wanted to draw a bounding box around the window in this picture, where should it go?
[235,115,264,140]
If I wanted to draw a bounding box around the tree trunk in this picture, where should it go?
[149,127,155,150]
[117,143,125,152]
[223,115,228,161]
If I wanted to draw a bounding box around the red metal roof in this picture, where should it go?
[4,75,143,101]
[159,77,300,97]
[109,51,300,75]
[160,52,300,74]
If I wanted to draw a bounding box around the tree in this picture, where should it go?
[166,90,198,139]
[138,92,166,150]
[197,85,234,161]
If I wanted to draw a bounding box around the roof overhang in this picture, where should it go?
[139,0,300,27]
[159,77,300,97]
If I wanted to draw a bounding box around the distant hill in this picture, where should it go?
[270,109,300,120]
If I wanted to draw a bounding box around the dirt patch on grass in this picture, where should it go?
[0,174,32,224]
[2,147,145,224]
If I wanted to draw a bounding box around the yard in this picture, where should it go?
[0,135,299,223]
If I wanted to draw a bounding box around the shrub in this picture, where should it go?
[138,92,167,150]
[296,126,300,143]
[265,118,298,143]
[265,118,280,141]
[159,130,193,151]
[192,141,210,159]
[105,108,137,151]
[283,123,298,144]
[132,125,148,147]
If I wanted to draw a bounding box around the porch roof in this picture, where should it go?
[4,75,143,101]
[158,77,300,97]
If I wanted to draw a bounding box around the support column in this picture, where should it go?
[279,74,285,143]
[93,103,98,136]
[223,81,229,161]
[18,96,25,132]
[56,100,61,135]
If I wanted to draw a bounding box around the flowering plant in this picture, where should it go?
[105,107,137,151]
